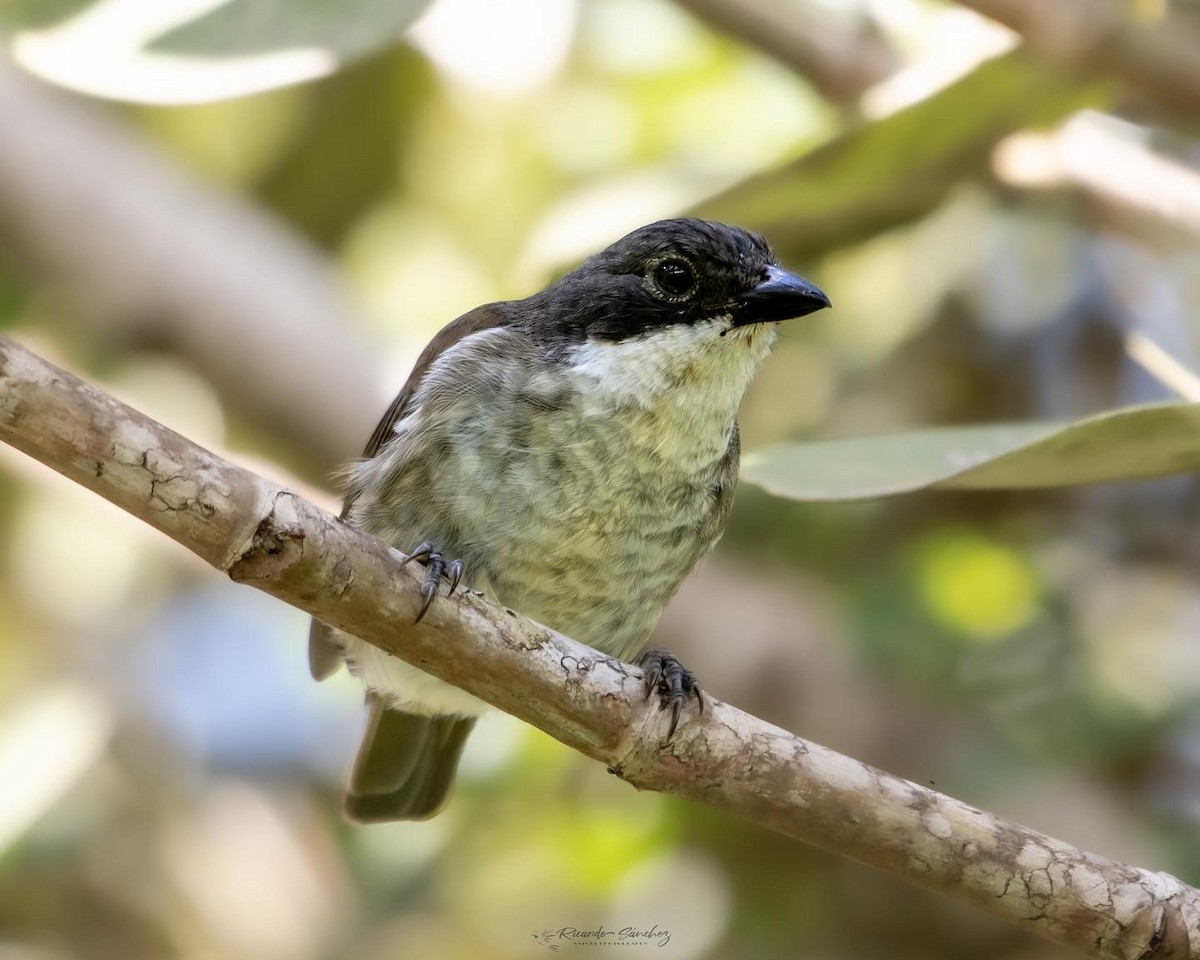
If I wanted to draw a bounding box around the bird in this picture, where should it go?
[308,217,830,822]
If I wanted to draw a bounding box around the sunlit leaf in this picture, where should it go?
[3,0,433,104]
[742,403,1200,501]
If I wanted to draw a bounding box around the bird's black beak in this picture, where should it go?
[730,265,831,326]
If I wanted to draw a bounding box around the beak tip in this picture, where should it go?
[732,265,830,323]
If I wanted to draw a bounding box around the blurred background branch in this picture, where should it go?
[994,112,1200,245]
[957,0,1200,129]
[0,54,380,483]
[671,0,899,105]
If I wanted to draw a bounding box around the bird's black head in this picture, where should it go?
[525,218,829,344]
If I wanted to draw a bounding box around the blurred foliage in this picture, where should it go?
[3,1,1200,959]
[0,0,435,103]
[699,50,1104,257]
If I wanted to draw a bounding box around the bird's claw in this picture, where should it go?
[446,559,464,596]
[396,542,434,570]
[398,541,466,623]
[636,648,704,740]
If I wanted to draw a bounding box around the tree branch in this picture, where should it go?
[670,0,898,105]
[957,0,1200,128]
[993,112,1200,244]
[1,333,1198,959]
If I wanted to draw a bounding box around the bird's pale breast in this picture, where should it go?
[344,321,767,714]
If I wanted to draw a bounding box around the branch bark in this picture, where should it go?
[2,333,1198,959]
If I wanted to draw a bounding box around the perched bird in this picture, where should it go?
[309,218,829,822]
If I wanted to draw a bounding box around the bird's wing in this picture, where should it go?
[348,303,514,508]
[308,304,514,680]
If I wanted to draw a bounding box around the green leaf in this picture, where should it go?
[695,51,1105,261]
[742,404,1200,501]
[4,0,433,104]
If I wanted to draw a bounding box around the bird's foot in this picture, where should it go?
[636,648,705,740]
[396,541,465,623]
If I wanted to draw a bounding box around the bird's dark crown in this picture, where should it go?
[521,218,779,344]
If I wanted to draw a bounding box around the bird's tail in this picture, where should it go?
[343,695,476,822]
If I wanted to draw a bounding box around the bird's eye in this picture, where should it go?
[650,258,697,300]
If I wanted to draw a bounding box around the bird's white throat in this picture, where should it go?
[555,318,776,465]
[564,318,775,410]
